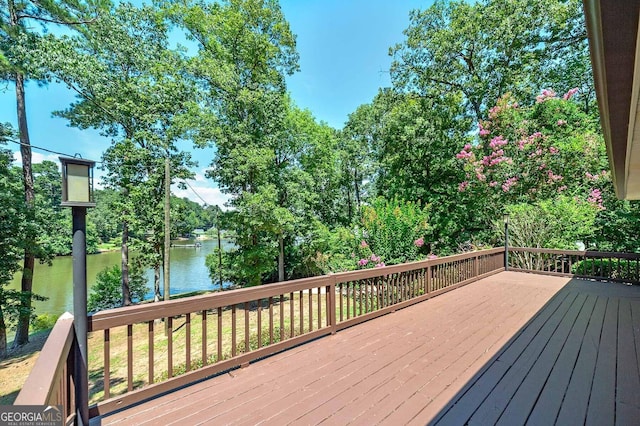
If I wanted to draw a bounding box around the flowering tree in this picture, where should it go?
[455,90,608,248]
[457,90,607,214]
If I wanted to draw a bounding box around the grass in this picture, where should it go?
[87,292,332,404]
[0,330,52,404]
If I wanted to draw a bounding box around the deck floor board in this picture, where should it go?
[97,272,640,426]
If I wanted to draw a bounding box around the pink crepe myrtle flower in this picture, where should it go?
[489,136,508,149]
[557,119,566,126]
[414,237,425,248]
[478,121,490,137]
[563,87,579,100]
[360,240,368,248]
[502,177,518,192]
[558,185,567,192]
[588,188,605,210]
[370,254,380,262]
[547,170,563,182]
[458,181,469,192]
[549,146,559,154]
[375,263,386,268]
[456,150,473,160]
[427,254,438,260]
[489,181,498,187]
[536,89,557,103]
[358,258,369,267]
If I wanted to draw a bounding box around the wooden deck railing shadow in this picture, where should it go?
[15,248,504,419]
[509,247,640,284]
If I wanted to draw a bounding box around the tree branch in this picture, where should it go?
[16,13,96,25]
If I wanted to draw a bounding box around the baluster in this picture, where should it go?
[317,288,321,328]
[217,307,222,362]
[289,292,294,338]
[168,317,173,378]
[280,294,285,341]
[257,299,262,348]
[308,289,313,331]
[127,325,133,391]
[185,313,191,372]
[231,305,237,357]
[201,311,207,366]
[244,302,250,352]
[269,296,274,345]
[148,321,154,385]
[299,290,303,334]
[104,329,110,399]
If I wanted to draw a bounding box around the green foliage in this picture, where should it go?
[571,259,640,282]
[498,197,597,250]
[359,197,430,265]
[87,265,148,313]
[292,222,360,276]
[30,313,59,333]
[390,0,592,122]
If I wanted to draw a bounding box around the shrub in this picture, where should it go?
[30,313,59,333]
[88,265,148,313]
[572,258,640,282]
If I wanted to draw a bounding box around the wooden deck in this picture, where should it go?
[97,271,640,425]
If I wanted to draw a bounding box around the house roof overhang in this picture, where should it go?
[584,1,640,199]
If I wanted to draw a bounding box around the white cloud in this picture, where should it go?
[12,150,60,166]
[172,177,231,209]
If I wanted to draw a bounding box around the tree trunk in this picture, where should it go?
[154,265,161,302]
[278,234,285,282]
[354,169,361,214]
[13,71,35,348]
[121,220,132,306]
[163,157,170,302]
[0,301,7,359]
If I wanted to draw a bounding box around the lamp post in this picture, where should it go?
[503,212,510,271]
[60,157,95,426]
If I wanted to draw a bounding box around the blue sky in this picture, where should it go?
[1,0,433,206]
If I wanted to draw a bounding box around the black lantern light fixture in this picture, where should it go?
[59,156,95,425]
[60,157,96,207]
[503,212,510,271]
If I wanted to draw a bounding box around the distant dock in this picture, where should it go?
[171,242,202,248]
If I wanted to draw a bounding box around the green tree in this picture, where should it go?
[456,90,605,247]
[1,0,102,347]
[87,265,148,313]
[174,0,300,286]
[0,144,25,357]
[48,2,195,304]
[390,0,592,122]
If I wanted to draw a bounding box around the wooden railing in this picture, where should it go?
[14,248,505,420]
[15,312,76,425]
[509,247,640,284]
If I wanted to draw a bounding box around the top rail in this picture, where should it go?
[509,247,640,284]
[15,312,76,423]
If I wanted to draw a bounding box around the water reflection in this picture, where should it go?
[8,239,234,317]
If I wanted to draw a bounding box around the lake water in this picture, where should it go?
[8,239,234,317]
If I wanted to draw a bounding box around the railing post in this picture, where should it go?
[426,264,431,294]
[328,274,337,334]
[474,254,479,278]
